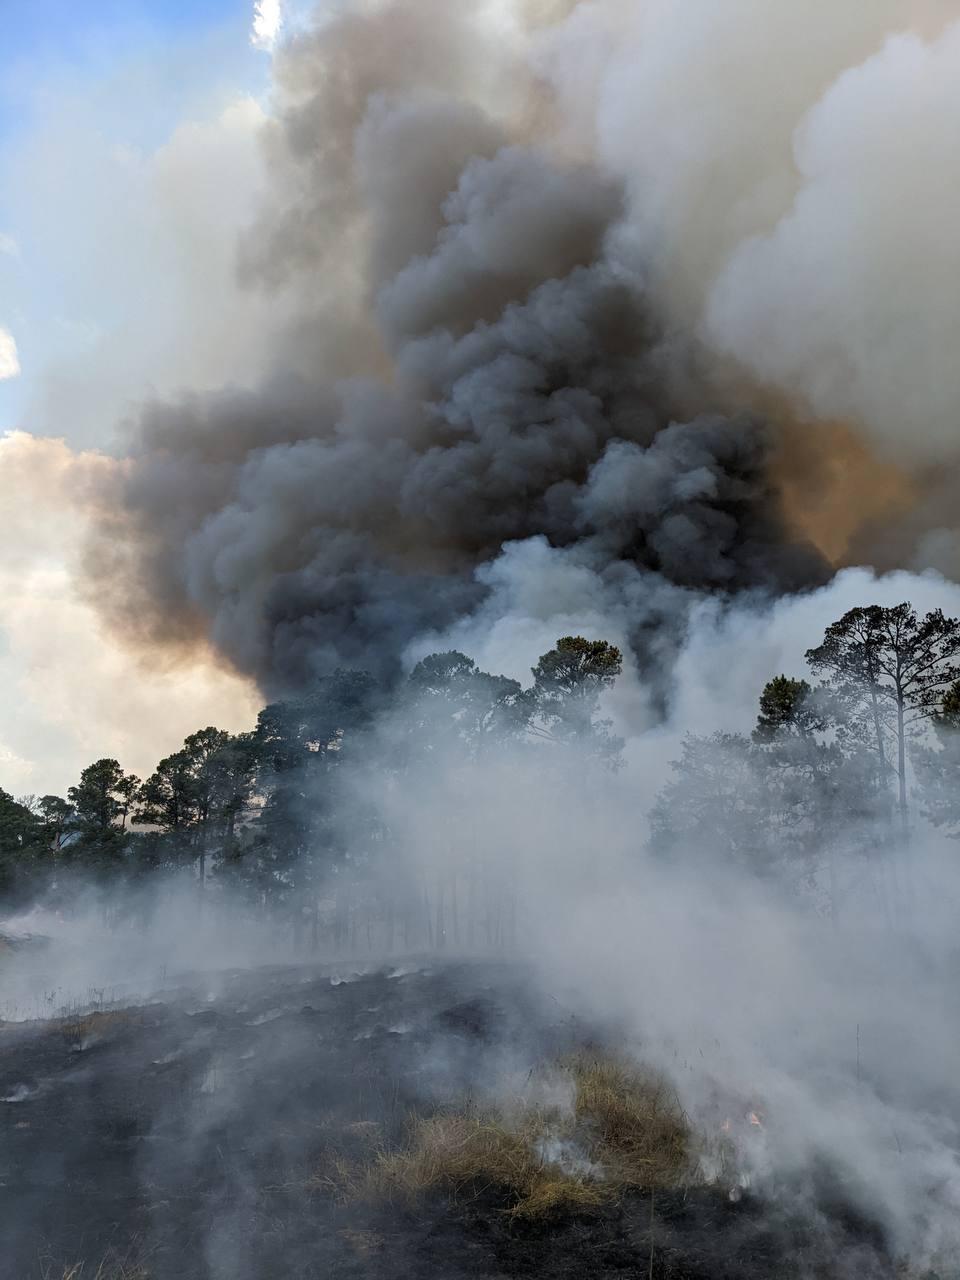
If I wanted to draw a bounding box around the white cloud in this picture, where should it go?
[0,90,283,446]
[0,232,18,257]
[0,431,261,796]
[251,0,283,50]
[0,328,20,380]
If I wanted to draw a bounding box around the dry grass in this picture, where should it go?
[331,1052,699,1220]
[508,1173,608,1220]
[567,1053,691,1189]
[57,1008,135,1050]
[361,1110,606,1217]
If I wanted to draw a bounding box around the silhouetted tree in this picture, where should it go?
[403,651,527,761]
[33,795,74,852]
[653,674,889,913]
[0,789,50,900]
[753,676,825,743]
[67,758,140,873]
[528,636,624,764]
[240,671,381,924]
[806,603,960,830]
[914,680,960,837]
[650,732,768,870]
[135,728,256,883]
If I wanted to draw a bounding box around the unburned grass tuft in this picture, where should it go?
[567,1053,691,1189]
[329,1052,701,1220]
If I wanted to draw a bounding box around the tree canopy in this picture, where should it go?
[4,604,960,934]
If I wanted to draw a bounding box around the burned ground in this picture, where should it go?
[0,961,917,1279]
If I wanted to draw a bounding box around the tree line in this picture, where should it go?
[652,602,960,919]
[0,636,623,926]
[3,604,960,936]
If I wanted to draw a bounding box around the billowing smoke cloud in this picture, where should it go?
[73,0,960,699]
[704,21,960,464]
[80,0,833,695]
[540,0,960,579]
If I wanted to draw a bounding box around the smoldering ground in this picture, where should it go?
[6,570,960,1276]
[1,953,898,1280]
[2,772,960,1278]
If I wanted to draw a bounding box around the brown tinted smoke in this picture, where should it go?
[81,0,826,694]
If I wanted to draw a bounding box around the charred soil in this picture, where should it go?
[0,961,911,1279]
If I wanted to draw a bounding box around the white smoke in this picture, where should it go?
[351,563,960,1264]
[705,22,960,465]
[536,1,960,464]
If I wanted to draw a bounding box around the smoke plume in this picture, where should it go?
[0,0,943,702]
[80,0,847,695]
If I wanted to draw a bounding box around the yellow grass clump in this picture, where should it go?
[567,1053,691,1189]
[332,1052,699,1220]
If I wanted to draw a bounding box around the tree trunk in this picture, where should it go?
[868,688,888,776]
[423,884,434,950]
[450,870,459,945]
[435,878,445,950]
[896,697,908,832]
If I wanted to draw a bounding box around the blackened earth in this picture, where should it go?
[0,960,903,1278]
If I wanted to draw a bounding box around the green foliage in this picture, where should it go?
[653,667,889,908]
[650,732,768,870]
[530,636,622,701]
[753,676,823,743]
[22,602,960,930]
[256,670,381,774]
[0,789,44,894]
[66,758,140,872]
[805,602,960,823]
[932,679,960,734]
[236,670,383,908]
[806,604,960,723]
[34,794,73,849]
[134,727,257,875]
[915,680,960,837]
[403,652,526,759]
[528,636,624,764]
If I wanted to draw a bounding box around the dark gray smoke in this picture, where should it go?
[82,0,826,693]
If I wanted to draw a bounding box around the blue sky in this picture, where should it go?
[0,0,257,139]
[0,0,273,437]
[0,1,279,793]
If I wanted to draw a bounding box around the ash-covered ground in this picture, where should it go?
[0,957,909,1280]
